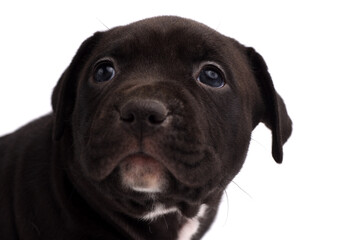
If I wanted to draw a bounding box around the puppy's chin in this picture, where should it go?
[119,154,167,193]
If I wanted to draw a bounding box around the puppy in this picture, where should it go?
[0,16,292,240]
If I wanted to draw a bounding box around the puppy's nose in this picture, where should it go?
[120,99,168,133]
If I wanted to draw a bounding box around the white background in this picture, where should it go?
[1,0,359,239]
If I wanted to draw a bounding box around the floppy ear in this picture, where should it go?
[246,47,292,163]
[52,32,102,140]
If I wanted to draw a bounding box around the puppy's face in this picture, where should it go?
[52,17,291,219]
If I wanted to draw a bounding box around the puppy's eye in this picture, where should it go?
[197,66,225,88]
[94,61,115,83]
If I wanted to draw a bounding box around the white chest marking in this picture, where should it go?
[142,204,179,221]
[177,204,208,240]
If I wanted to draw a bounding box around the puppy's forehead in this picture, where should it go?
[112,16,222,41]
[99,16,229,60]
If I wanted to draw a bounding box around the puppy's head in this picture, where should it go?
[52,16,292,219]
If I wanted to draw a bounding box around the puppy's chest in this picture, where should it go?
[143,204,208,240]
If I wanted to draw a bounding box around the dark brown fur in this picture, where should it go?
[0,16,292,239]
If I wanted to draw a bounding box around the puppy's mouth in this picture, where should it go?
[119,153,167,193]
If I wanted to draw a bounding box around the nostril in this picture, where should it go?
[121,113,135,123]
[148,113,166,125]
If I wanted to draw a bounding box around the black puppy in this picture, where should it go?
[0,16,292,240]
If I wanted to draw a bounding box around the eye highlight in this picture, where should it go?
[94,61,115,83]
[197,65,225,88]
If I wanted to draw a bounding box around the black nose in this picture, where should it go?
[120,99,168,134]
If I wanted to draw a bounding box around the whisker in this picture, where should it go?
[250,137,268,151]
[221,176,253,199]
[162,215,169,230]
[223,189,229,226]
[96,17,110,30]
[230,180,253,199]
[218,182,230,226]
